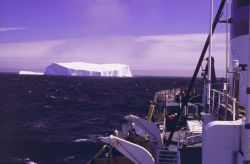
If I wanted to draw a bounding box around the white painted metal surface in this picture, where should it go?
[230,35,249,107]
[202,120,242,164]
[186,120,202,145]
[243,5,250,161]
[124,115,162,149]
[187,120,202,133]
[100,135,155,164]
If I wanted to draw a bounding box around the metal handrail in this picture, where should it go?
[211,89,235,100]
[211,89,238,121]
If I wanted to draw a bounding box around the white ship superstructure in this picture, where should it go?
[230,0,249,107]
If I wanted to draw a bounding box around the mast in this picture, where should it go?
[207,0,214,113]
[225,0,229,111]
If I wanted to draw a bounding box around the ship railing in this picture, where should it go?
[211,89,239,121]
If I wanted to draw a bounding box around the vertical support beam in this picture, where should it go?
[218,94,221,109]
[207,0,214,114]
[212,90,215,113]
[224,96,228,120]
[232,98,236,121]
[225,0,229,112]
[232,60,240,120]
[217,94,220,119]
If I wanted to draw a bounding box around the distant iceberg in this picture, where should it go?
[19,71,44,75]
[44,62,133,77]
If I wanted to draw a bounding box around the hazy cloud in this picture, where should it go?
[0,40,64,58]
[0,27,26,32]
[0,33,227,76]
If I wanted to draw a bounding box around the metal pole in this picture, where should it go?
[218,94,220,109]
[217,94,220,119]
[207,0,214,114]
[225,98,227,120]
[225,0,229,112]
[232,98,236,121]
[233,60,240,120]
[212,90,215,112]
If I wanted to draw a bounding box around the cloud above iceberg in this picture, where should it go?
[0,33,226,76]
[0,27,26,32]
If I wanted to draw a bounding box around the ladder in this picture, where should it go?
[157,148,180,164]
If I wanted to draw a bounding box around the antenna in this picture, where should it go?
[207,0,214,113]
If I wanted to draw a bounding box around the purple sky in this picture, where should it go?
[0,0,229,76]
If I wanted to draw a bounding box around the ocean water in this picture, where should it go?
[0,74,200,164]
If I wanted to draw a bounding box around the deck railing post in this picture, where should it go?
[212,90,215,113]
[210,89,238,120]
[218,94,221,109]
[232,98,236,121]
[217,94,221,119]
[224,94,227,120]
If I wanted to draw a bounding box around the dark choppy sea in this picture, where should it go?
[0,74,200,164]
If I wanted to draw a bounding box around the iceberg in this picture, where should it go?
[19,71,44,75]
[44,62,133,77]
